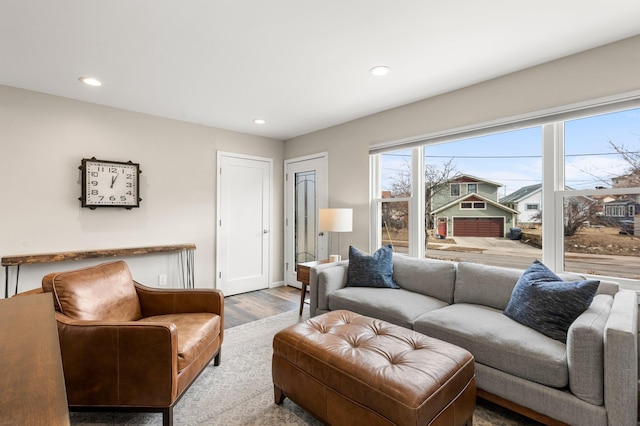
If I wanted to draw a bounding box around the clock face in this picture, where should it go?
[81,158,140,209]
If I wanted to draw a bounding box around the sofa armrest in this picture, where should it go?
[310,261,348,316]
[603,289,638,426]
[55,313,179,407]
[135,282,224,316]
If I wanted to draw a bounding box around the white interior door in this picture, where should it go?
[284,153,328,288]
[217,152,272,296]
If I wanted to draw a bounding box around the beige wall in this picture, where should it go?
[284,35,640,257]
[0,85,284,294]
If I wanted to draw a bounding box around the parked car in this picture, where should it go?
[618,220,635,235]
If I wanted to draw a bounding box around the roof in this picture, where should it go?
[604,198,636,205]
[431,174,503,190]
[500,184,542,203]
[432,192,519,215]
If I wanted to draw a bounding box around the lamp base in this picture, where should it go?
[329,254,341,262]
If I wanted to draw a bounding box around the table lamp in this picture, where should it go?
[319,208,353,261]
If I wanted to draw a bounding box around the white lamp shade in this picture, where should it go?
[319,208,353,232]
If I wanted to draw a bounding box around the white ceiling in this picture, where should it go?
[2,1,640,141]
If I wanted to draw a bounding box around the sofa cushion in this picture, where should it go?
[139,312,221,372]
[346,245,399,288]
[454,262,522,310]
[567,294,612,405]
[392,255,456,304]
[414,303,568,388]
[328,287,448,329]
[43,261,142,321]
[504,260,600,343]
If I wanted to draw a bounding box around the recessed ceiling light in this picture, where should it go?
[79,77,102,87]
[253,119,266,125]
[369,66,391,77]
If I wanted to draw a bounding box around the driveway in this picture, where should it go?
[437,237,541,256]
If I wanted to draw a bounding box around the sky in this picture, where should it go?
[381,107,640,197]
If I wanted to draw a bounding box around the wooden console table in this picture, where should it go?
[2,244,195,298]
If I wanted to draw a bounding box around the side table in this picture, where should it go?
[296,259,332,315]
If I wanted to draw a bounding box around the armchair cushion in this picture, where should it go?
[139,312,221,371]
[42,261,142,321]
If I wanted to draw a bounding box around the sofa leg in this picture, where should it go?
[162,407,173,426]
[214,349,221,366]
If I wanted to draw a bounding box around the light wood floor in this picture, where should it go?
[223,285,303,329]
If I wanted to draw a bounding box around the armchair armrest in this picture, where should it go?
[134,282,224,317]
[55,313,179,407]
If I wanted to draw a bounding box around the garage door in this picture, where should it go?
[453,218,504,237]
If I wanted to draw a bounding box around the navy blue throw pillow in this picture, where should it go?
[346,245,399,289]
[504,260,599,343]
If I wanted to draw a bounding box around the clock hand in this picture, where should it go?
[111,174,119,188]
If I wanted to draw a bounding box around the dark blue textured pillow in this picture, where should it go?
[346,245,399,289]
[504,260,599,343]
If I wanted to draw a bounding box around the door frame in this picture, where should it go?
[284,152,329,287]
[216,151,273,294]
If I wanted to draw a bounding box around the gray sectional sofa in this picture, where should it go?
[308,255,638,426]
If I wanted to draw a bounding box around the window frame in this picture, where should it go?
[370,150,423,257]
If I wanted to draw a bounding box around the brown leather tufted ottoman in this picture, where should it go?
[272,310,476,426]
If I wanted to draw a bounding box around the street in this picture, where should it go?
[425,237,640,280]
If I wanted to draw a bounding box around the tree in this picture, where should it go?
[532,196,600,236]
[564,140,640,236]
[563,197,599,236]
[424,158,457,233]
[609,140,640,186]
[384,157,457,250]
[383,159,411,232]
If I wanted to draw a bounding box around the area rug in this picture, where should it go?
[70,310,538,425]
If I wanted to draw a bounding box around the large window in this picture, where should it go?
[371,101,640,286]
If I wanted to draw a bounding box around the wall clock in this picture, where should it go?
[79,157,142,209]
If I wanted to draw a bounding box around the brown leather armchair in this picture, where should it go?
[39,260,224,426]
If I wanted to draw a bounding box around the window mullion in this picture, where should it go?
[369,155,381,253]
[542,122,564,271]
[413,147,424,258]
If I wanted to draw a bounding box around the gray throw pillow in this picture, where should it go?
[503,260,599,343]
[346,245,399,289]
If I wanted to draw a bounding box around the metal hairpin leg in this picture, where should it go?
[4,265,20,298]
[4,266,8,298]
[14,265,20,296]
